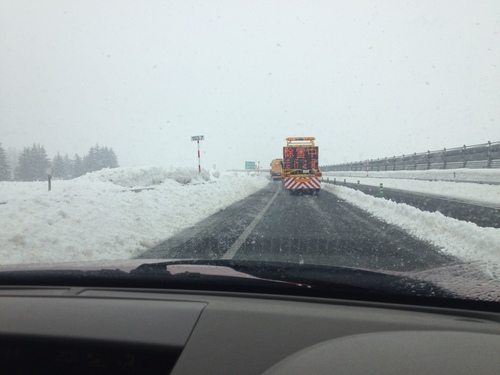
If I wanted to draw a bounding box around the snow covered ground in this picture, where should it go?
[0,167,268,265]
[1,167,499,281]
[323,170,500,207]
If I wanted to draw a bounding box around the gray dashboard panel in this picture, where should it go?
[169,295,500,374]
[1,288,499,374]
[0,295,206,347]
[262,331,500,375]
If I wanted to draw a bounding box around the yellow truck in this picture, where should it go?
[282,137,322,195]
[270,158,283,181]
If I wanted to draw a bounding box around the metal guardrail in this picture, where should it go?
[321,141,500,172]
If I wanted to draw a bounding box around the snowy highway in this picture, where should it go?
[140,183,456,273]
[1,166,499,271]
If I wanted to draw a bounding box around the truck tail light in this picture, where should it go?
[315,172,322,177]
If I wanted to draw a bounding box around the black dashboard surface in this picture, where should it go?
[1,287,499,374]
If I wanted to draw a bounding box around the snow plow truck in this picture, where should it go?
[282,137,322,195]
[270,158,283,181]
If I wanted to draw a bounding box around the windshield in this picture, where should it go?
[0,1,499,304]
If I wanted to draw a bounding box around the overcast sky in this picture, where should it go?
[1,1,499,171]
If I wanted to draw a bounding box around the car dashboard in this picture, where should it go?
[1,285,499,374]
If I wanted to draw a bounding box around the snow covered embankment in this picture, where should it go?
[323,169,500,207]
[0,167,268,265]
[324,184,500,273]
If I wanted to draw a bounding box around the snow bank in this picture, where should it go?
[0,168,268,265]
[323,172,500,207]
[323,184,500,275]
[80,166,212,187]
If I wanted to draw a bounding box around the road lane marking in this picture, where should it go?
[222,188,280,259]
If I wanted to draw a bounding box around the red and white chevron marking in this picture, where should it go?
[284,177,321,190]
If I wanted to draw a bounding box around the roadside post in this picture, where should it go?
[191,135,204,173]
[45,168,52,191]
[379,183,384,198]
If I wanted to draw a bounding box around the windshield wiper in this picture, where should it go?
[127,260,500,313]
[129,259,455,298]
[0,259,460,303]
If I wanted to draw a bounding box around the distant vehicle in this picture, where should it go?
[282,137,322,195]
[270,158,283,180]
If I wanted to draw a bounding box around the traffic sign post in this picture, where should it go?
[191,135,205,173]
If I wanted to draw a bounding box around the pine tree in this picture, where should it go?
[52,153,66,179]
[15,146,33,181]
[83,144,118,173]
[7,148,19,177]
[63,154,73,179]
[33,144,51,180]
[15,144,51,181]
[93,144,104,170]
[73,154,85,177]
[108,147,119,168]
[84,146,97,173]
[0,143,11,181]
[101,146,119,168]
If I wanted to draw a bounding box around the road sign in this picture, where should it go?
[245,161,256,170]
[191,135,205,173]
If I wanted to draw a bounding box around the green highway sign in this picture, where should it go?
[245,161,256,170]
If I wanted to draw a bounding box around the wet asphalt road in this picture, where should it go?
[139,182,456,272]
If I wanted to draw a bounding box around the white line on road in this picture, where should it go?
[222,188,280,259]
